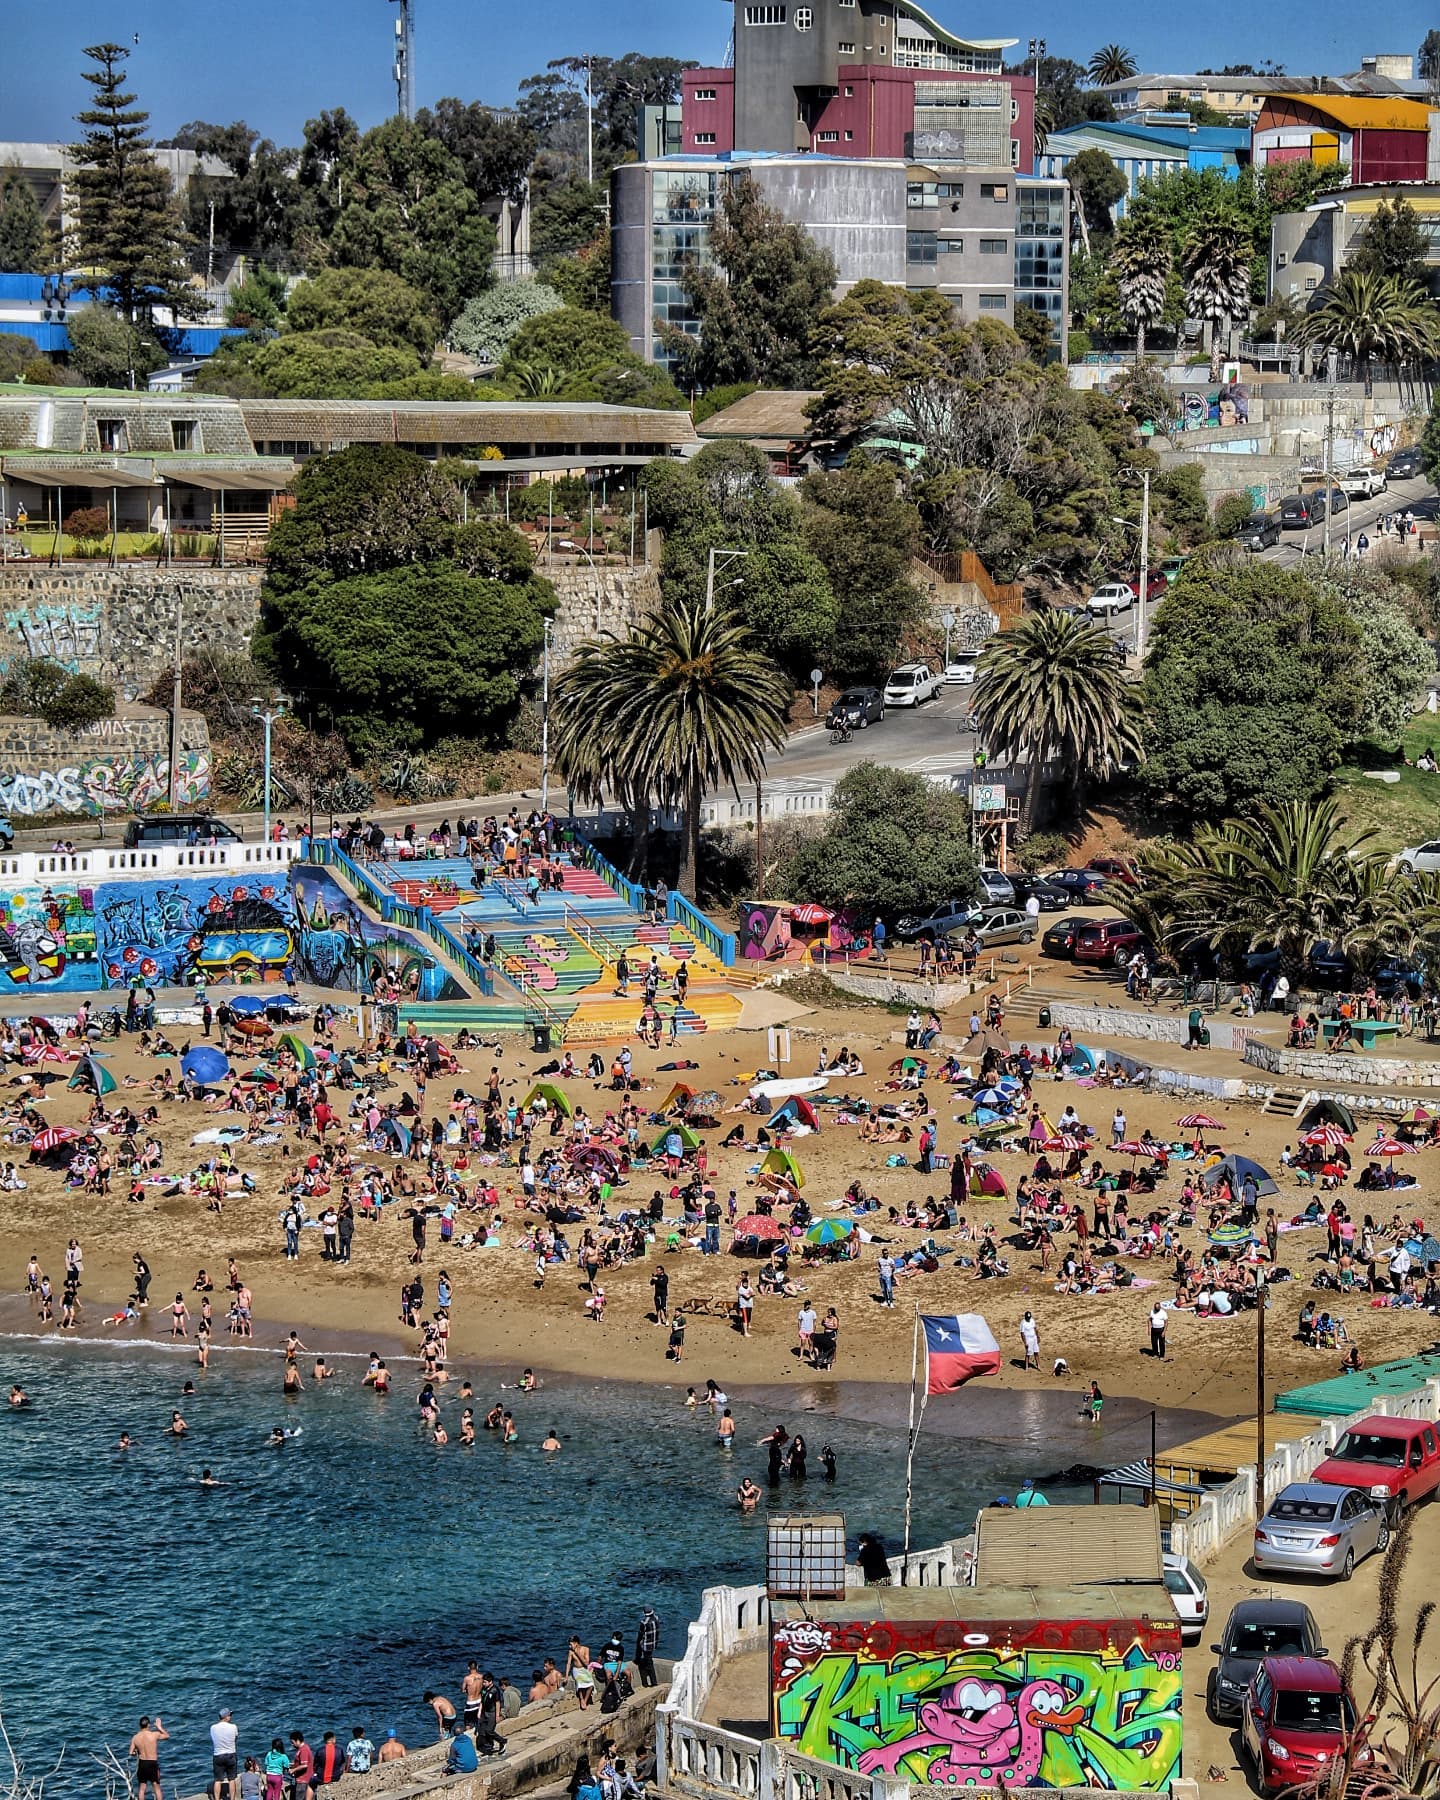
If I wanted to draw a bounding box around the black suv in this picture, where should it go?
[123,815,242,848]
[1208,1599,1324,1723]
[1389,446,1424,479]
[826,686,884,730]
[1234,513,1280,551]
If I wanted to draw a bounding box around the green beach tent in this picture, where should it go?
[650,1120,701,1154]
[275,1031,317,1072]
[67,1053,116,1097]
[759,1147,805,1189]
[522,1081,574,1118]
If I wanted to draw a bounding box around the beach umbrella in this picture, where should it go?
[1370,1136,1410,1157]
[376,1118,412,1154]
[685,1090,723,1126]
[226,993,273,1016]
[733,1214,783,1241]
[1208,1222,1254,1246]
[1111,1140,1150,1164]
[1041,1134,1085,1152]
[182,1046,231,1087]
[67,1054,116,1096]
[889,1056,928,1076]
[1176,1113,1223,1131]
[275,1031,317,1071]
[231,1017,274,1040]
[969,1166,1008,1198]
[804,1218,853,1246]
[1303,1125,1352,1148]
[971,1087,1012,1109]
[1402,1106,1434,1124]
[29,1125,79,1155]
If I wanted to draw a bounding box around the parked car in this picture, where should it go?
[1207,1598,1325,1723]
[1240,1657,1367,1793]
[1341,465,1388,499]
[1389,446,1424,479]
[967,906,1037,948]
[1162,1550,1208,1643]
[826,686,884,730]
[1311,1416,1440,1522]
[1008,874,1071,912]
[1044,867,1108,901]
[1041,917,1085,959]
[895,900,984,942]
[1279,490,1347,529]
[1085,582,1134,616]
[1073,919,1145,966]
[1234,513,1281,552]
[882,663,940,707]
[1126,569,1169,602]
[123,815,241,849]
[1253,1482,1389,1581]
[944,653,980,685]
[1159,554,1188,582]
[1086,854,1142,888]
[976,867,1016,906]
[1397,839,1440,875]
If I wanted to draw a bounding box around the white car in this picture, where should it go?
[1341,466,1388,499]
[883,664,940,707]
[1086,583,1134,616]
[944,654,980,685]
[1163,1550,1208,1642]
[1398,840,1440,875]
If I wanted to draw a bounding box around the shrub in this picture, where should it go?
[1066,329,1092,362]
[1016,830,1070,872]
[62,506,110,542]
[39,674,115,729]
[1213,494,1255,537]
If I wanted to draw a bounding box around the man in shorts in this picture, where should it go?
[210,1709,238,1800]
[129,1716,169,1800]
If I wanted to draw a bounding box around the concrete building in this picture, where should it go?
[1269,182,1440,301]
[611,153,1067,366]
[1089,56,1429,124]
[1036,118,1248,218]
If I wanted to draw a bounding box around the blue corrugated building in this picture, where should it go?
[1036,117,1250,219]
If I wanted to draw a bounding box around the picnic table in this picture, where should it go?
[1321,1018,1403,1051]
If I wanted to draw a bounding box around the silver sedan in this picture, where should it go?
[1252,1482,1389,1581]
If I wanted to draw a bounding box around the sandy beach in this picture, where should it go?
[3,985,1436,1459]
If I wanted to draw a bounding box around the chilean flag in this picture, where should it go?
[923,1314,1002,1396]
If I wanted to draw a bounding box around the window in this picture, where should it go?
[844,129,854,140]
[980,182,1008,200]
[744,5,786,22]
[794,7,812,26]
[979,294,1006,310]
[979,238,1007,252]
[817,130,838,141]
[97,419,129,452]
[906,180,937,207]
[694,87,717,100]
[906,230,938,264]
[939,237,963,253]
[838,41,855,53]
[1305,276,1317,289]
[938,181,963,198]
[1010,138,1020,166]
[170,419,197,451]
[1010,97,1019,120]
[693,132,716,143]
[844,84,854,94]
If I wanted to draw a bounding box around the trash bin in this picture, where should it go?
[1200,1027,1212,1048]
[532,1023,552,1053]
[1038,1006,1052,1029]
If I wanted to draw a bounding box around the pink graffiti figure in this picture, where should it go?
[857,1677,1084,1787]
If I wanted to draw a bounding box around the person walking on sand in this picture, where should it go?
[130,1716,170,1800]
[1149,1302,1168,1361]
[735,1275,754,1338]
[650,1264,669,1326]
[1019,1310,1040,1371]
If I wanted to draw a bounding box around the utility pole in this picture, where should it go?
[540,616,552,813]
[1256,1271,1268,1504]
[755,777,764,902]
[1322,391,1335,559]
[168,602,184,811]
[391,0,416,121]
[1136,468,1151,660]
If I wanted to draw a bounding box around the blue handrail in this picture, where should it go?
[669,890,735,966]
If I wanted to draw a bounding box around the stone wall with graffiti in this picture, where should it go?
[0,567,262,695]
[0,708,211,817]
[771,1609,1182,1792]
[0,863,461,998]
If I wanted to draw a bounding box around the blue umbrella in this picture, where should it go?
[227,994,270,1016]
[972,1087,1010,1108]
[182,1046,231,1086]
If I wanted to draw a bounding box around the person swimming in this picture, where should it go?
[166,1411,187,1436]
[267,1424,302,1446]
[199,1468,222,1487]
[8,1385,28,1407]
[518,1369,536,1392]
[541,1428,561,1452]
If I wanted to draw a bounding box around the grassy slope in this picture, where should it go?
[1334,714,1440,849]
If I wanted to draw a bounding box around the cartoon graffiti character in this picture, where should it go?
[858,1677,1084,1787]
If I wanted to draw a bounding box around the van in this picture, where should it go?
[882,664,939,707]
[122,815,241,849]
[1311,1415,1440,1522]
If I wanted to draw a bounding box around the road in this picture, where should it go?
[764,683,981,789]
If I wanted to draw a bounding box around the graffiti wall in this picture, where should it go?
[771,1610,1182,1792]
[0,710,211,817]
[0,865,462,998]
[1,599,102,671]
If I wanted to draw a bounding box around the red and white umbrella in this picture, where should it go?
[1303,1125,1353,1147]
[1112,1140,1149,1159]
[1176,1113,1222,1131]
[1370,1136,1411,1157]
[1041,1134,1086,1152]
[29,1126,80,1155]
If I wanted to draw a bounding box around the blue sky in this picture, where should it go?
[1,0,1432,143]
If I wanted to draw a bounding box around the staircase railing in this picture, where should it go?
[561,900,629,969]
[669,891,735,966]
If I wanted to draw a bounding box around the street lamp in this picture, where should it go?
[811,667,824,717]
[1028,36,1046,86]
[941,609,956,669]
[251,697,286,845]
[559,538,603,633]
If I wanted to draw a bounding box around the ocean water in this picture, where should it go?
[0,1338,1086,1796]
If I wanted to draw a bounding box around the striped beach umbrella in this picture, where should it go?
[1370,1136,1410,1157]
[1303,1125,1352,1147]
[1176,1113,1223,1131]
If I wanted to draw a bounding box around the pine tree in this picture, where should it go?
[0,173,52,273]
[68,43,196,328]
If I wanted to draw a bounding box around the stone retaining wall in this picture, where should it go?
[1048,1001,1255,1053]
[0,706,211,816]
[544,564,661,661]
[1243,1037,1440,1090]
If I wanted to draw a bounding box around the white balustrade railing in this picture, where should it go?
[0,840,304,886]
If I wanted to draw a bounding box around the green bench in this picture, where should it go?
[1320,1018,1403,1051]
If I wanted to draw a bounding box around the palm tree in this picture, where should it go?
[1033,96,1055,161]
[1297,269,1440,395]
[1110,215,1171,361]
[972,611,1144,833]
[550,594,790,897]
[1088,44,1138,86]
[1183,217,1253,381]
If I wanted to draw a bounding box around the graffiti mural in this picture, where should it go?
[771,1613,1182,1792]
[292,869,462,1001]
[0,752,210,818]
[1,602,103,671]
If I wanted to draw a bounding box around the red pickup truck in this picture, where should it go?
[1311,1416,1440,1521]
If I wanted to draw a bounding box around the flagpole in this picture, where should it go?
[903,1303,922,1582]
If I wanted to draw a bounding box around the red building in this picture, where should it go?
[1252,94,1431,186]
